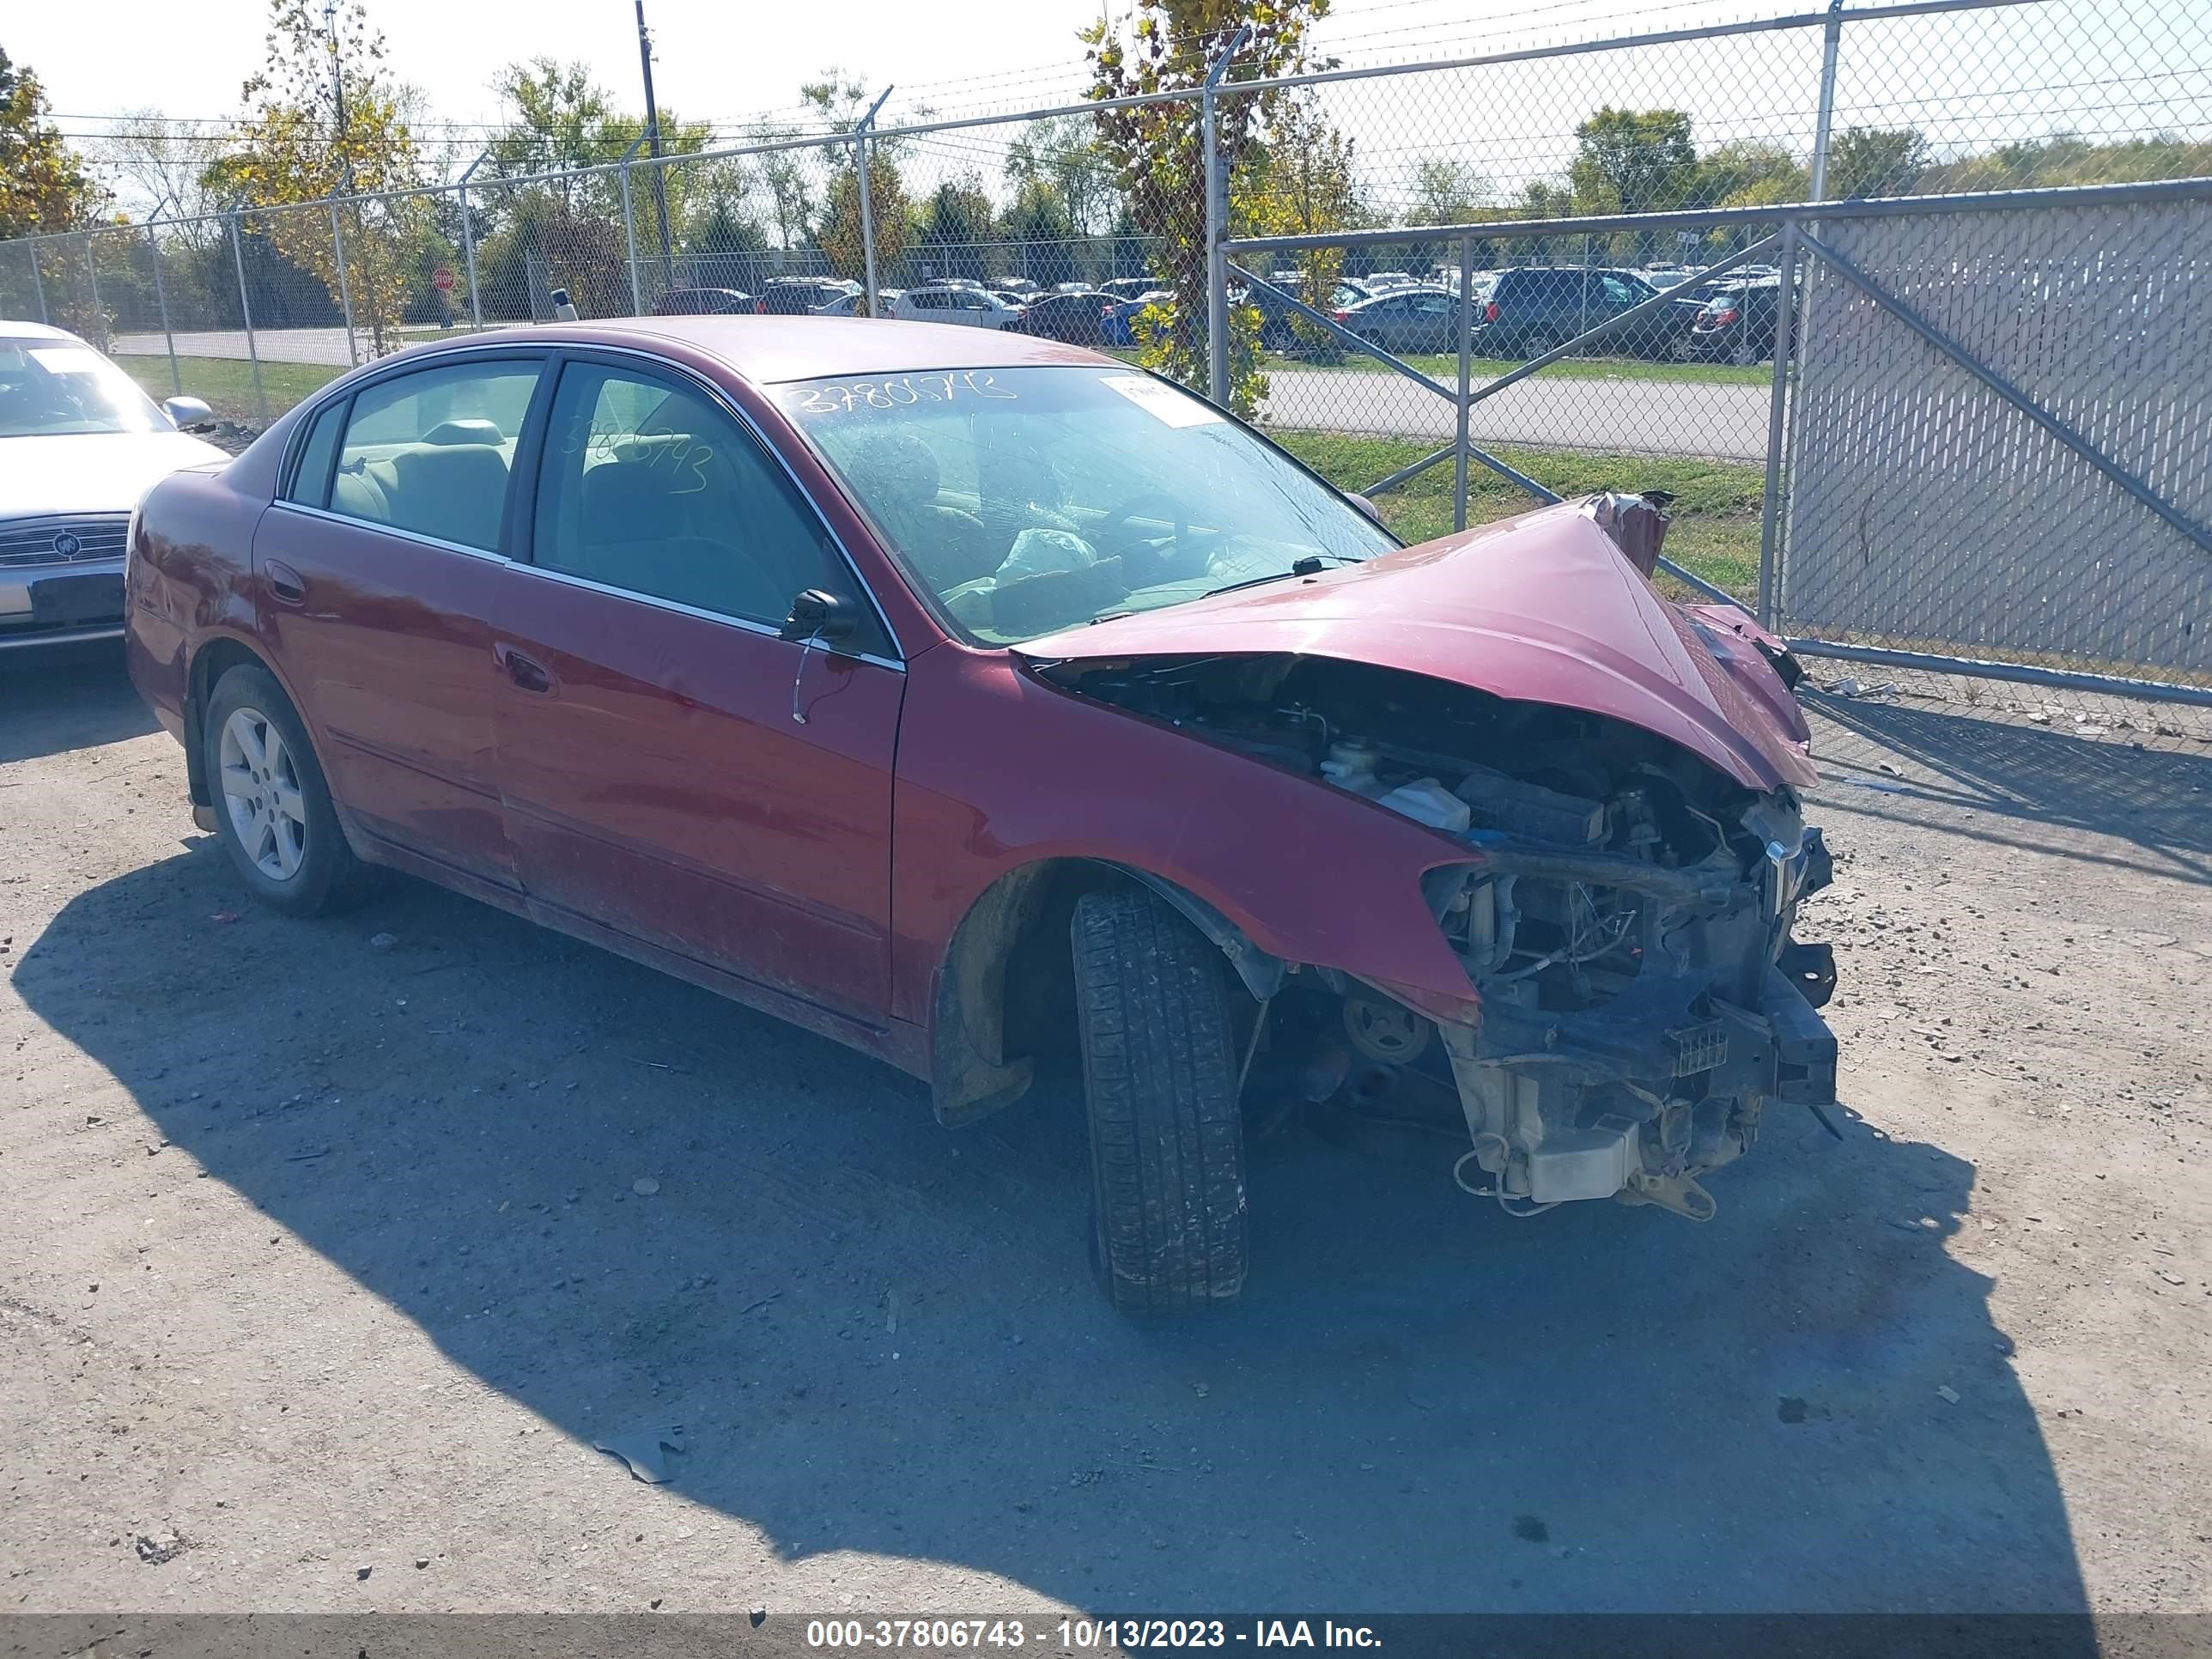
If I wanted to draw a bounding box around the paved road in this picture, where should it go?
[113,324,458,370]
[1261,366,1771,461]
[112,326,1772,460]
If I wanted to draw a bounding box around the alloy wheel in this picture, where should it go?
[216,707,308,882]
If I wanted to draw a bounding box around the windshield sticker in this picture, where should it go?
[787,371,1018,416]
[1101,374,1223,427]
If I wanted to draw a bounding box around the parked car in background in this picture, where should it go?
[124,316,1835,1311]
[757,278,865,316]
[1332,287,1476,356]
[1013,290,1109,346]
[1681,278,1799,364]
[2,322,225,653]
[1359,270,1419,291]
[1099,276,1164,302]
[889,286,1026,329]
[1100,289,1171,348]
[1243,278,1375,353]
[1474,266,1689,359]
[653,287,754,316]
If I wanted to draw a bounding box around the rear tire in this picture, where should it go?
[203,663,376,918]
[1071,886,1249,1311]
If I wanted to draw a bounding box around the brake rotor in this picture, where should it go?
[1341,992,1431,1064]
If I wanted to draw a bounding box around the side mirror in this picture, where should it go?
[1349,492,1385,526]
[780,588,859,647]
[163,395,214,429]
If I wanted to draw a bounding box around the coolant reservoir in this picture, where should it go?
[1320,739,1385,797]
[1376,778,1474,833]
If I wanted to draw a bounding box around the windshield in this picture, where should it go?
[773,365,1396,645]
[0,337,168,438]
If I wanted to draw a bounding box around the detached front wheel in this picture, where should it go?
[1072,886,1249,1311]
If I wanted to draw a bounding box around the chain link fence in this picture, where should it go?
[1,0,2204,723]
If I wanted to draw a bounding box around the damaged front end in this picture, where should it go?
[1431,768,1837,1219]
[1032,647,1839,1224]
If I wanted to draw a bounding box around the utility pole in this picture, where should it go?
[635,0,677,295]
[325,1,362,356]
[324,0,354,195]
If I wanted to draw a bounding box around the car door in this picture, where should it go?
[491,352,905,1022]
[1402,292,1455,354]
[252,353,547,889]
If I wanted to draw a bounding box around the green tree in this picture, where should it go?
[1005,113,1113,238]
[224,0,429,354]
[1918,130,2212,192]
[1080,0,1335,416]
[1695,140,1807,209]
[1406,156,1491,227]
[1825,125,1930,198]
[911,174,997,281]
[817,155,908,283]
[1571,107,1697,213]
[1570,107,1696,263]
[1001,177,1076,284]
[490,58,620,178]
[0,47,106,237]
[748,126,818,250]
[1246,96,1361,355]
[801,68,913,287]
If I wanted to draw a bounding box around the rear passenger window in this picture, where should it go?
[329,360,543,551]
[286,398,348,507]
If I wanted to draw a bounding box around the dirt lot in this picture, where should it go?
[3,643,2209,1617]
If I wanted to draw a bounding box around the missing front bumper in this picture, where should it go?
[1440,961,1837,1215]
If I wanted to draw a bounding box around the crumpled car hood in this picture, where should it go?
[1016,501,1818,793]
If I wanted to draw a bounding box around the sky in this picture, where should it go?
[11,0,2206,222]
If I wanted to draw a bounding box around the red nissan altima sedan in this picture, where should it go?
[126,319,1837,1310]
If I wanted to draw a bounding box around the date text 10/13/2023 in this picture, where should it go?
[805,1620,1384,1650]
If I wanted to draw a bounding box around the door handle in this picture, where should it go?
[265,560,307,606]
[494,642,554,695]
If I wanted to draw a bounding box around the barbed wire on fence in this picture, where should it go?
[3,0,2206,722]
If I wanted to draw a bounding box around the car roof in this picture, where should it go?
[415,317,1119,384]
[0,319,87,343]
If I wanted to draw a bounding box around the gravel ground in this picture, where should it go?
[2,645,2209,1618]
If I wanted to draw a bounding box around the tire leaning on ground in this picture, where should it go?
[1071,885,1249,1311]
[202,662,375,918]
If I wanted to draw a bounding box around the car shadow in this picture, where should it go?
[0,641,156,761]
[15,842,2087,1614]
[1804,690,2212,884]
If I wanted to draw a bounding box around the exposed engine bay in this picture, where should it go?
[1036,651,1840,1221]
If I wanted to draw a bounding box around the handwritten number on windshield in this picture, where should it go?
[790,371,1017,416]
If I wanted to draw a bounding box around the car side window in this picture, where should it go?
[533,362,881,647]
[286,398,348,508]
[329,360,543,551]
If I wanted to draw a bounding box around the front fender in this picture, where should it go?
[891,645,1480,1034]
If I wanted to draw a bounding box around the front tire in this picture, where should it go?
[203,663,374,917]
[1071,887,1249,1311]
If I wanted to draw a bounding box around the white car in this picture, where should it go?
[887,286,1025,329]
[2,322,225,651]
